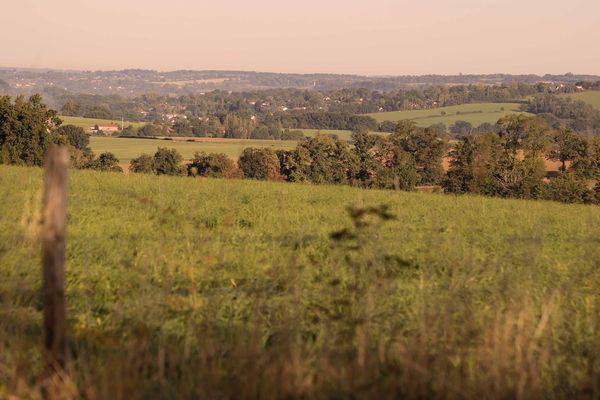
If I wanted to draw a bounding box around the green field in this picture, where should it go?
[1,165,599,398]
[299,129,388,141]
[560,90,600,110]
[90,136,298,162]
[59,115,146,130]
[366,102,531,126]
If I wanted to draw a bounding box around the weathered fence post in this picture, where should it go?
[42,145,70,376]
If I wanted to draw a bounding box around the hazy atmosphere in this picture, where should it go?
[2,0,599,74]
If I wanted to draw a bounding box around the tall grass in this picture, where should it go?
[1,165,599,399]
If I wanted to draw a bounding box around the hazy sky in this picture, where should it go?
[2,0,599,75]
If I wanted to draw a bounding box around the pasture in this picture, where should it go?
[366,102,531,126]
[299,128,388,141]
[560,90,600,110]
[59,115,146,130]
[1,165,599,398]
[89,136,298,162]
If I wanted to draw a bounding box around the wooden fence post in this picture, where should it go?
[42,145,70,376]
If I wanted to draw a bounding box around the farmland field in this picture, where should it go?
[560,90,600,109]
[89,136,298,162]
[366,102,531,126]
[1,165,600,398]
[59,115,146,130]
[299,129,388,141]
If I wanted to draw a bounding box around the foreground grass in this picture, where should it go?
[366,102,531,126]
[1,165,600,399]
[89,136,298,162]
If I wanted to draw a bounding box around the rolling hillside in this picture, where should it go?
[1,165,599,398]
[560,90,600,110]
[366,102,531,126]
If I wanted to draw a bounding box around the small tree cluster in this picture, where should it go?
[130,147,183,175]
[238,148,281,180]
[188,152,241,178]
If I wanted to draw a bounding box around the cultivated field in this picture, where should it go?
[366,102,531,126]
[59,115,146,130]
[89,136,298,162]
[1,165,599,398]
[560,90,600,109]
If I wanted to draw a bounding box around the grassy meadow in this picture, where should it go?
[366,102,531,126]
[560,90,600,110]
[89,136,298,162]
[1,165,600,398]
[299,129,388,141]
[59,116,146,130]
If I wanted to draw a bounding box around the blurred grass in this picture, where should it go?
[1,165,599,398]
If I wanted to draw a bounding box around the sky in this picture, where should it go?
[1,0,599,76]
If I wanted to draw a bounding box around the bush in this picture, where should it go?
[188,152,241,178]
[130,154,155,174]
[153,147,183,175]
[83,152,123,172]
[238,148,281,180]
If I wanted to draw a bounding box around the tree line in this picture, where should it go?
[52,83,564,122]
[122,116,600,205]
[2,95,599,205]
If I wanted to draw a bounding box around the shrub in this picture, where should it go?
[153,147,183,176]
[238,148,281,180]
[188,152,241,178]
[83,152,123,172]
[130,154,155,174]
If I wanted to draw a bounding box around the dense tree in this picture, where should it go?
[0,95,61,166]
[543,172,593,204]
[121,125,138,136]
[129,154,155,174]
[55,124,90,151]
[572,137,600,179]
[449,120,473,136]
[138,124,166,137]
[482,156,545,199]
[188,152,241,178]
[548,128,588,171]
[83,152,123,172]
[444,132,504,194]
[370,144,418,190]
[152,147,183,175]
[390,125,446,185]
[292,135,360,185]
[238,148,281,180]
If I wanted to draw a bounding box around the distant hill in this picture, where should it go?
[1,67,599,96]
